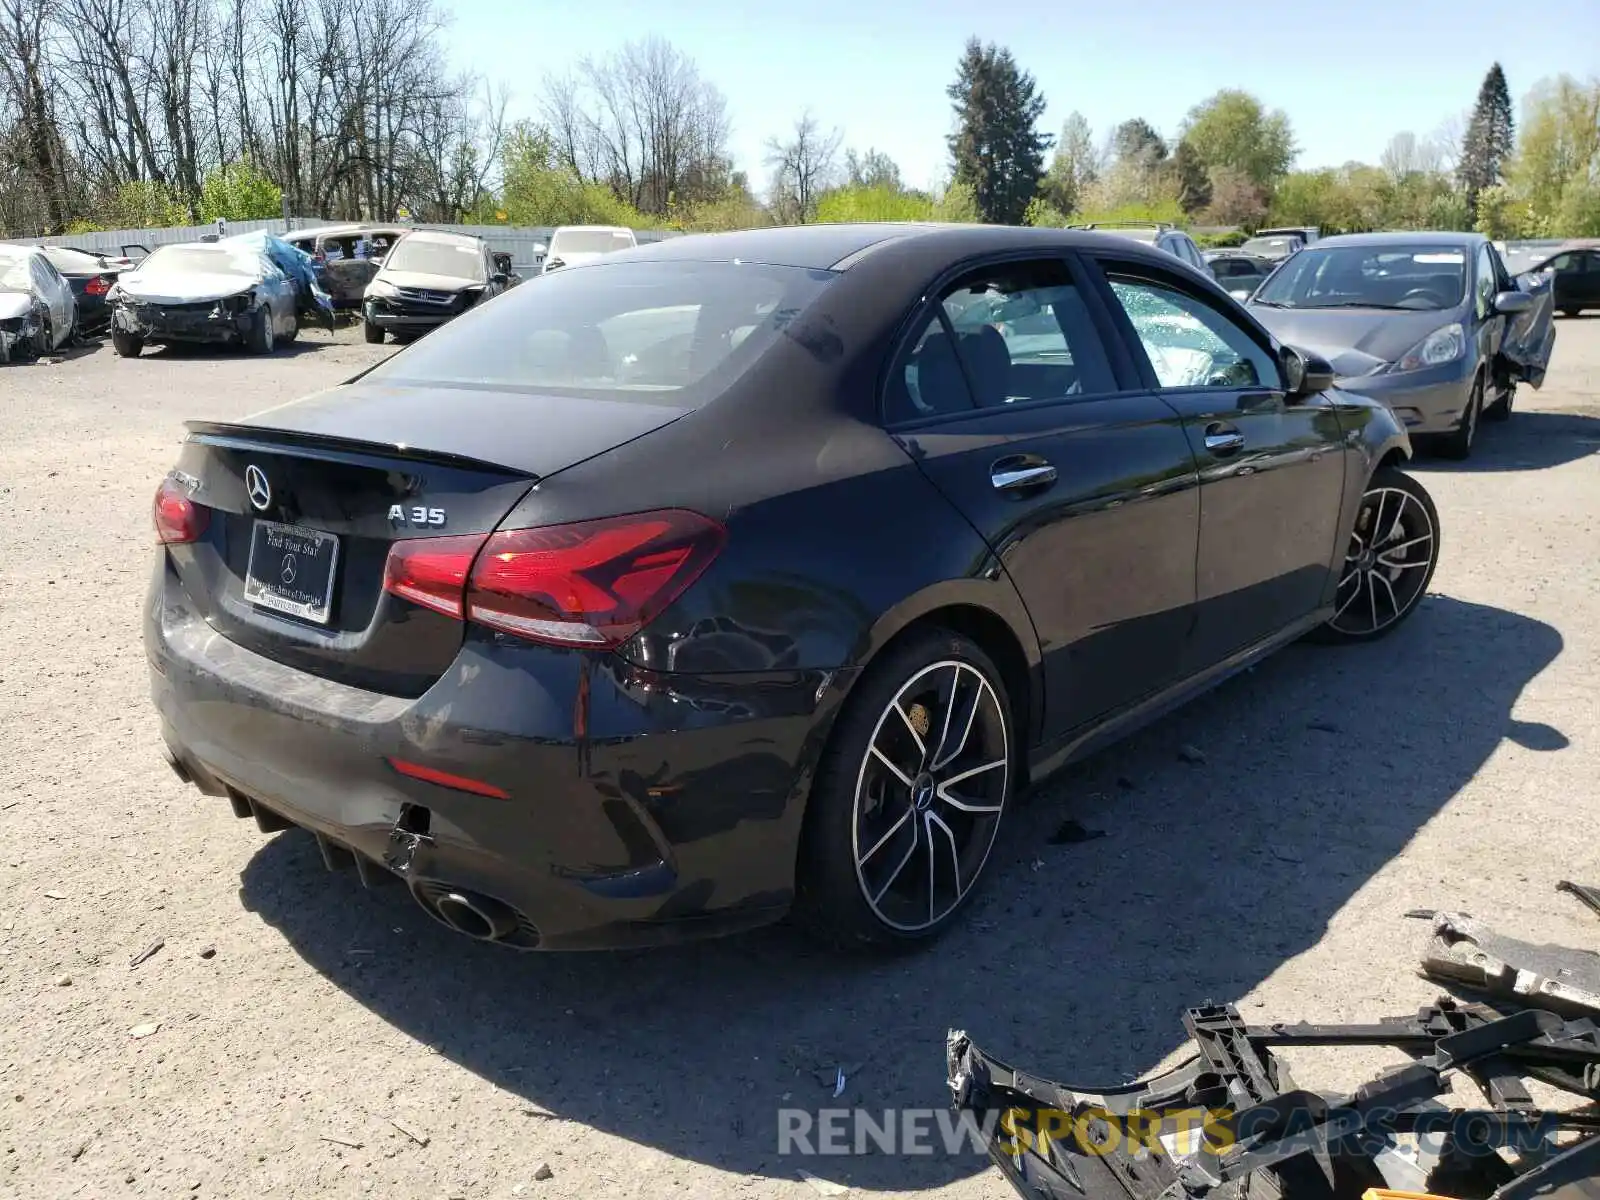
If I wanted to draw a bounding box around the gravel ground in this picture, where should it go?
[2,318,1598,1200]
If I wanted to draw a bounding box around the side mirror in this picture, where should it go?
[491,272,508,285]
[533,243,548,255]
[1493,289,1532,315]
[1281,344,1335,398]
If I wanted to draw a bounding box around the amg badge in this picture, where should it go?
[388,504,447,528]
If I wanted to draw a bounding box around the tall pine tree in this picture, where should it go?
[946,39,1051,224]
[1458,63,1515,215]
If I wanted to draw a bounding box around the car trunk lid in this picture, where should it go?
[164,383,690,695]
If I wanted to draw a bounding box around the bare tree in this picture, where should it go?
[537,37,732,216]
[1380,130,1444,181]
[765,110,841,223]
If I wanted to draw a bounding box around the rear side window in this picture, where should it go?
[884,259,1117,423]
[364,260,836,403]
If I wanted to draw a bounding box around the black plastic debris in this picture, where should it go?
[949,995,1600,1200]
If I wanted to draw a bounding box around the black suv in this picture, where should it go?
[1066,221,1208,272]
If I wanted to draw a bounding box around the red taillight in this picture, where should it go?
[153,477,209,544]
[382,533,489,618]
[85,275,113,296]
[387,757,509,799]
[380,510,725,648]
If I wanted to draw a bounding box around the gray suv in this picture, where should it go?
[1066,221,1208,272]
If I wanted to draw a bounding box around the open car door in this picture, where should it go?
[1498,264,1557,389]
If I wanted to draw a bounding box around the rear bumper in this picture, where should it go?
[144,554,840,950]
[1335,360,1476,435]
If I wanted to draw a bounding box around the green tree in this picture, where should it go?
[815,184,933,223]
[1457,63,1516,213]
[1170,139,1212,215]
[1039,111,1098,214]
[1112,118,1167,167]
[931,177,981,222]
[499,122,651,227]
[1180,90,1296,190]
[197,159,283,222]
[843,148,904,192]
[1507,75,1600,234]
[946,38,1052,223]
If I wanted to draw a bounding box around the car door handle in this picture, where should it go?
[991,458,1057,492]
[1203,423,1246,455]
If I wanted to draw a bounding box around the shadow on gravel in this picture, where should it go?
[141,333,339,361]
[1414,408,1600,473]
[239,595,1564,1192]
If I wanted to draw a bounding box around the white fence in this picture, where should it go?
[8,217,680,276]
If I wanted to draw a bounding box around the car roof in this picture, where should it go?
[0,242,39,260]
[286,223,409,239]
[1313,230,1486,250]
[552,225,633,234]
[616,222,1200,272]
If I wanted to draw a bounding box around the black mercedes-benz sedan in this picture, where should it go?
[147,222,1439,952]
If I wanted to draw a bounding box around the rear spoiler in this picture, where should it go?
[183,419,535,478]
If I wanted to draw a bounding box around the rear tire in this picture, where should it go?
[281,313,299,344]
[1437,372,1483,460]
[1561,307,1582,318]
[111,327,143,358]
[792,629,1016,951]
[363,318,385,344]
[1309,465,1439,645]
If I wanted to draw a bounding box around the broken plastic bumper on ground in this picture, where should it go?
[950,886,1600,1200]
[114,298,254,344]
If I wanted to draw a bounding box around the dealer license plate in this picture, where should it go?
[243,520,340,625]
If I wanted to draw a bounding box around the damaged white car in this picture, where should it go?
[0,243,78,363]
[109,242,299,358]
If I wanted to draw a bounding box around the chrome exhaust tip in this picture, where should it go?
[431,889,519,942]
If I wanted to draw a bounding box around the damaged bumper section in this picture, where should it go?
[0,313,40,363]
[147,556,828,950]
[114,296,256,344]
[951,989,1600,1199]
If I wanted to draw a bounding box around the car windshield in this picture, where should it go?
[384,238,483,279]
[364,259,836,402]
[143,246,260,276]
[1241,237,1298,257]
[0,254,32,291]
[1211,258,1269,279]
[553,230,634,254]
[1253,244,1469,311]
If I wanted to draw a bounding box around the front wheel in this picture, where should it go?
[793,630,1015,950]
[246,307,275,354]
[363,317,385,344]
[1485,380,1514,422]
[111,327,143,357]
[1437,373,1482,460]
[1312,465,1440,644]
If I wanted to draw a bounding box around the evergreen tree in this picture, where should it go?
[1171,139,1212,215]
[1113,118,1168,168]
[1458,63,1515,214]
[946,38,1052,224]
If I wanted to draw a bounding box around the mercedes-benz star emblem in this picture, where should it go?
[245,464,271,512]
[280,554,298,585]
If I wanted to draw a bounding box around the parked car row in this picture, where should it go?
[1098,221,1559,460]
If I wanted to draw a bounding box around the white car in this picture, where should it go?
[540,226,637,275]
[0,243,77,362]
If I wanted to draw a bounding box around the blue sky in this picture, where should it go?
[446,0,1599,193]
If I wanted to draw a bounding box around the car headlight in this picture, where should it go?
[1392,323,1466,373]
[366,279,397,299]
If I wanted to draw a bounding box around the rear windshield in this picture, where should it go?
[1241,237,1299,257]
[363,260,836,402]
[384,238,483,279]
[142,246,261,275]
[552,230,635,255]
